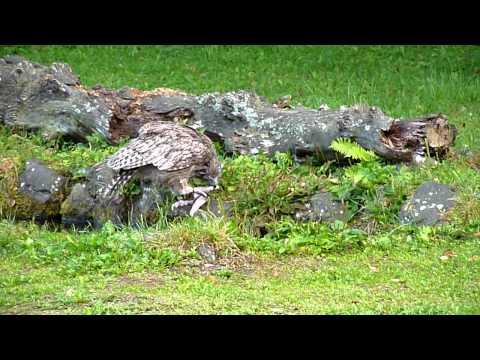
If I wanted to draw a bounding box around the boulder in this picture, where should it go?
[197,243,217,263]
[60,183,95,227]
[129,182,175,227]
[60,164,128,228]
[399,181,457,225]
[205,198,233,218]
[16,159,67,221]
[295,192,348,223]
[60,165,204,228]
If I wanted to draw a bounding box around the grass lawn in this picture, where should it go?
[0,45,479,314]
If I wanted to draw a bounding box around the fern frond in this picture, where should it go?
[329,138,378,162]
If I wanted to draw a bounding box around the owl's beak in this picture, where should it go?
[208,177,220,189]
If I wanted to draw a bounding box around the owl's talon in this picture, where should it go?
[193,189,208,198]
[192,186,215,197]
[189,195,209,216]
[171,199,194,209]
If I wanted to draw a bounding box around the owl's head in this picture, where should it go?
[197,155,222,188]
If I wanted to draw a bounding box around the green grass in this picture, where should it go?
[1,45,480,314]
[1,223,479,314]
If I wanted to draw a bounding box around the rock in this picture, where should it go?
[205,198,233,218]
[399,181,456,225]
[5,155,223,228]
[91,196,127,228]
[129,182,175,227]
[61,164,128,228]
[18,160,66,203]
[60,183,95,227]
[197,244,216,263]
[117,86,136,100]
[192,198,233,220]
[168,200,192,219]
[295,192,348,223]
[86,165,129,227]
[16,159,67,221]
[2,55,23,65]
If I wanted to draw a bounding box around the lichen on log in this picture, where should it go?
[0,55,457,164]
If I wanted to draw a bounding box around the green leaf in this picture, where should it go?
[329,138,378,162]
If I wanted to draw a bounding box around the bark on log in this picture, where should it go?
[0,56,457,163]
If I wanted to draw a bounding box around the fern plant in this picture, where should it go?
[329,138,378,162]
[328,138,394,220]
[327,138,414,225]
[329,139,383,197]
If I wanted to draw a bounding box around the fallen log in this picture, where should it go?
[0,55,457,163]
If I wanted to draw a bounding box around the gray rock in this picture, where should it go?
[85,163,118,197]
[90,195,126,228]
[295,192,348,223]
[197,244,216,263]
[399,181,456,225]
[168,200,192,219]
[205,198,233,218]
[3,55,28,65]
[117,86,136,100]
[60,183,95,227]
[61,164,180,228]
[18,159,66,204]
[85,165,128,228]
[129,182,175,227]
[16,159,67,221]
[60,165,128,228]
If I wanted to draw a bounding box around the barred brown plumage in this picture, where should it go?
[98,121,221,214]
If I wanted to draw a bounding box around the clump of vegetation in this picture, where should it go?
[144,216,249,259]
[0,127,121,173]
[323,139,415,226]
[262,218,367,255]
[219,152,327,232]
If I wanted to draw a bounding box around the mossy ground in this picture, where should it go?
[0,45,479,314]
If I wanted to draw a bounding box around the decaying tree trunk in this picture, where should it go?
[0,55,457,163]
[109,91,456,163]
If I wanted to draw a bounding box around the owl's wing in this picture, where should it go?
[106,131,209,172]
[106,136,161,170]
[151,135,209,171]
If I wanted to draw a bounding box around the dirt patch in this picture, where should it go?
[113,293,139,304]
[177,250,262,277]
[116,272,165,288]
[0,302,65,315]
[176,252,329,279]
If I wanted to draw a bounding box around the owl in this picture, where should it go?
[98,121,222,215]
